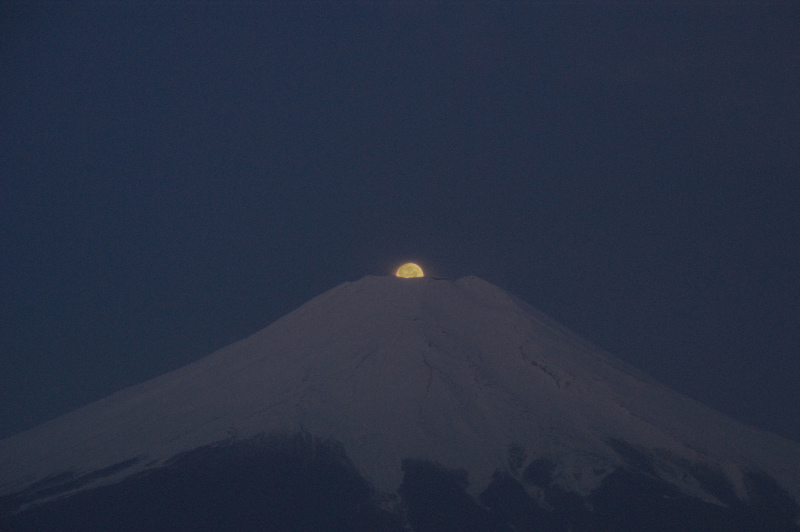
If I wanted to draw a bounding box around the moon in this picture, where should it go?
[396,263,424,278]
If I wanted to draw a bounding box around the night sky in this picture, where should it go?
[1,3,798,444]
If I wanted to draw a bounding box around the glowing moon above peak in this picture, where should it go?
[396,263,424,278]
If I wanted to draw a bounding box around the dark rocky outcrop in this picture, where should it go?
[2,433,798,532]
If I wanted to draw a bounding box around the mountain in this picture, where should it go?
[1,275,798,531]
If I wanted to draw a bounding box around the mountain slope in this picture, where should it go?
[1,275,798,529]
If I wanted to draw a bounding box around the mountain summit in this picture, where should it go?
[2,275,799,531]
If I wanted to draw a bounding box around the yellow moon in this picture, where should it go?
[396,263,424,278]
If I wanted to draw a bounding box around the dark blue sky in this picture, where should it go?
[1,2,798,442]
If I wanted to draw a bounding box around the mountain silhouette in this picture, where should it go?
[1,275,798,531]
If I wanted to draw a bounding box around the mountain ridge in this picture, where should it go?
[1,275,799,523]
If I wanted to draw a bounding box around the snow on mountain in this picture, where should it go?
[1,275,799,514]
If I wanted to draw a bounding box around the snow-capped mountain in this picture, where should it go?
[1,275,798,531]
